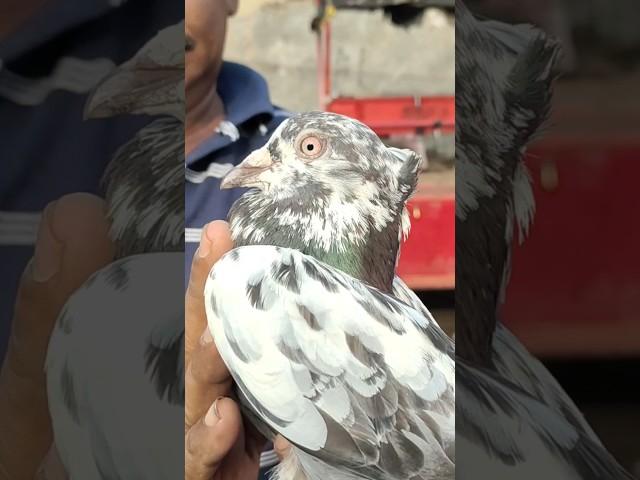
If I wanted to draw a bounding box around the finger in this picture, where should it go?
[274,435,292,462]
[188,331,230,386]
[35,444,68,480]
[8,195,114,372]
[244,413,268,462]
[0,193,114,480]
[185,331,232,430]
[185,397,242,480]
[185,221,233,367]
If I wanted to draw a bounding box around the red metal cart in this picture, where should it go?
[314,1,455,290]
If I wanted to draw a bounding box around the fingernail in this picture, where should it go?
[200,328,213,345]
[33,203,63,282]
[198,223,212,258]
[205,397,225,426]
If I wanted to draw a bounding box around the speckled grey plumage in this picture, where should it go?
[455,0,560,366]
[229,112,418,292]
[100,117,183,258]
[209,112,454,480]
[85,20,184,259]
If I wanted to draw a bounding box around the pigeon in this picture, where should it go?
[455,0,602,438]
[455,2,634,477]
[205,111,456,480]
[83,20,184,258]
[46,22,184,479]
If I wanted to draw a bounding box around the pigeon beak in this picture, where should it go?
[220,147,273,190]
[84,59,184,120]
[84,22,184,120]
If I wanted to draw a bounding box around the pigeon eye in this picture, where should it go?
[298,135,326,159]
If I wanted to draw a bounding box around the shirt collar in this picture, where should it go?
[185,62,274,166]
[218,62,274,127]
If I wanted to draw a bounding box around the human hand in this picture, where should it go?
[0,194,114,479]
[184,221,266,479]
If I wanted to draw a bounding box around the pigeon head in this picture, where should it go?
[222,112,419,202]
[84,21,185,121]
[225,112,421,291]
[86,21,185,258]
[456,3,560,223]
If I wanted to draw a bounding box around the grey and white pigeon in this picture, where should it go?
[205,112,456,480]
[45,22,184,479]
[83,20,184,258]
[455,2,635,478]
[455,0,603,438]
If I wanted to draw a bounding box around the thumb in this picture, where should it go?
[185,397,242,480]
[274,435,292,462]
[0,193,114,480]
[35,445,67,480]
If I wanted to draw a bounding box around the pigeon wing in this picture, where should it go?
[46,254,184,479]
[204,245,455,479]
[491,324,603,446]
[456,361,635,480]
[392,276,636,477]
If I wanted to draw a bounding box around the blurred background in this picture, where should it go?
[467,0,640,474]
[227,0,453,111]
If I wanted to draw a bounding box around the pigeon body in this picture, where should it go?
[46,253,184,479]
[455,2,633,477]
[455,0,601,437]
[206,112,455,480]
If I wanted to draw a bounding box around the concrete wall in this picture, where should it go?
[225,0,454,112]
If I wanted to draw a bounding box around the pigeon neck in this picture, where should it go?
[105,118,184,258]
[455,156,536,366]
[455,194,512,367]
[304,220,401,293]
[229,193,402,292]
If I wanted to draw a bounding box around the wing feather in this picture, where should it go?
[393,272,632,478]
[46,254,184,479]
[456,361,635,480]
[491,324,603,445]
[205,245,455,479]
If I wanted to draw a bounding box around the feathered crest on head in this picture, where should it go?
[455,0,561,221]
[84,21,184,121]
[456,1,561,156]
[88,21,185,258]
[387,147,422,202]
